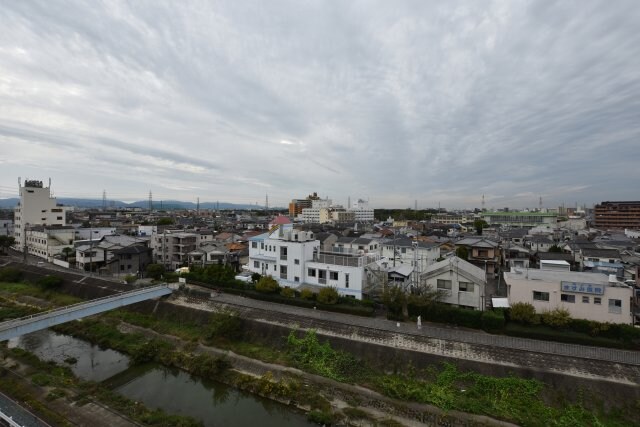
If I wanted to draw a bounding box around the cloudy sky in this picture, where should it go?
[1,1,639,209]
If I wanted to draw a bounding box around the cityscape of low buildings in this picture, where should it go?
[1,181,639,321]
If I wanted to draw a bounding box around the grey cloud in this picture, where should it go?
[1,0,639,208]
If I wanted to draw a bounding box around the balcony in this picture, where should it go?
[319,277,327,284]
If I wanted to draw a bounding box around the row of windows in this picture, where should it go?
[436,279,475,292]
[533,291,623,310]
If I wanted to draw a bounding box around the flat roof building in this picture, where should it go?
[594,201,640,230]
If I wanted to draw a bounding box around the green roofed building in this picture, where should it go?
[480,211,557,228]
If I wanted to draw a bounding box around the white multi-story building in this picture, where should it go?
[305,249,379,299]
[25,226,75,261]
[380,238,440,273]
[13,179,70,252]
[504,267,633,324]
[247,224,318,286]
[301,198,332,224]
[246,224,379,299]
[349,199,374,222]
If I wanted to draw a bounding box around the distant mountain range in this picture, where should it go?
[0,197,267,210]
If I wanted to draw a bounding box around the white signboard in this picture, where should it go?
[560,281,604,295]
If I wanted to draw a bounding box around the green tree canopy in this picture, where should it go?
[146,263,165,280]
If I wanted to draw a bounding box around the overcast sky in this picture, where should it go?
[1,1,639,209]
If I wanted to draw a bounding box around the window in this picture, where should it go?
[560,294,575,303]
[330,271,339,280]
[478,250,489,257]
[594,297,602,305]
[261,242,264,249]
[401,248,406,254]
[280,247,288,260]
[280,265,287,277]
[345,273,349,288]
[459,282,474,292]
[437,279,452,290]
[608,299,622,314]
[56,216,63,220]
[582,296,590,303]
[254,261,259,268]
[308,268,316,277]
[251,242,257,248]
[533,291,549,302]
[294,276,299,282]
[294,259,300,265]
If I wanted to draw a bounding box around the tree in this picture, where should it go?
[541,308,571,328]
[61,247,74,261]
[455,246,469,260]
[317,287,339,305]
[473,219,488,235]
[37,275,64,290]
[0,235,15,255]
[157,217,174,226]
[255,276,279,293]
[548,244,563,253]
[146,263,165,280]
[299,288,314,300]
[251,272,262,283]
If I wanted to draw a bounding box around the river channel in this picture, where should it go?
[9,330,314,426]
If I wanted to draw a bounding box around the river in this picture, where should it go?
[9,330,314,426]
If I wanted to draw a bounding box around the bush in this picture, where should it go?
[317,287,339,305]
[123,274,137,284]
[481,309,505,332]
[307,409,334,425]
[36,275,64,290]
[205,311,244,340]
[145,264,165,280]
[509,302,539,325]
[541,308,571,328]
[280,287,295,298]
[408,303,483,329]
[299,288,314,300]
[251,272,262,283]
[255,276,279,293]
[0,267,23,282]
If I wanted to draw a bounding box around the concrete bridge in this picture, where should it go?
[0,284,175,341]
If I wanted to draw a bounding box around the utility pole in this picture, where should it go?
[102,190,107,211]
[196,197,200,215]
[148,191,153,212]
[89,225,93,276]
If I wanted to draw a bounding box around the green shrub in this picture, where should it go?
[36,275,64,290]
[408,303,483,329]
[541,308,571,328]
[251,272,262,283]
[123,274,137,284]
[307,409,334,425]
[0,267,23,282]
[280,287,295,298]
[317,287,339,305]
[256,276,279,293]
[299,288,314,300]
[509,302,539,325]
[145,264,165,280]
[205,311,244,340]
[481,309,505,332]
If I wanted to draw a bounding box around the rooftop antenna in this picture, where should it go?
[102,190,107,211]
[539,196,542,211]
[482,194,485,211]
[265,193,269,210]
[48,177,51,189]
[148,191,153,212]
[18,177,21,193]
[196,197,200,214]
[415,199,417,211]
[348,196,351,209]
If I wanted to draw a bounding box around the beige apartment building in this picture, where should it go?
[504,267,633,324]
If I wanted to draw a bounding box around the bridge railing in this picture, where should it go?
[0,284,173,328]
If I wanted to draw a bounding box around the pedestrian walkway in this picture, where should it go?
[208,292,640,366]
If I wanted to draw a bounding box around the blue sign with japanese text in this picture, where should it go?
[560,281,604,295]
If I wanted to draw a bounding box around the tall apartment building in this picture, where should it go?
[301,198,332,223]
[13,179,69,250]
[594,201,640,230]
[288,192,320,217]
